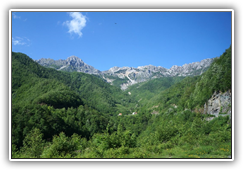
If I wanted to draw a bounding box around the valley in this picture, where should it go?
[11,46,232,159]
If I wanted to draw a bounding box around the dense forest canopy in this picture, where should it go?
[11,46,232,159]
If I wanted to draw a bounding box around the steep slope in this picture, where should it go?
[12,52,85,110]
[12,52,72,94]
[140,46,231,114]
[125,76,185,105]
[12,78,83,109]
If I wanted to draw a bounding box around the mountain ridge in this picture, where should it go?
[36,56,214,89]
[36,56,101,74]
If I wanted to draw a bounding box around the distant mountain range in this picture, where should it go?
[36,56,214,90]
[35,56,101,74]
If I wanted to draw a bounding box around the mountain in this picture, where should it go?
[102,58,213,90]
[36,56,214,90]
[36,56,101,74]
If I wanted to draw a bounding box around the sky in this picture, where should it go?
[11,11,232,71]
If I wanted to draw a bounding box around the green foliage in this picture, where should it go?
[191,46,231,107]
[137,112,231,158]
[91,124,136,151]
[126,76,185,105]
[103,75,129,88]
[13,111,231,158]
[33,90,83,109]
[12,128,44,158]
[41,132,81,158]
[11,51,137,147]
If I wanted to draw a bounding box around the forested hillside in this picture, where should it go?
[12,52,137,149]
[11,46,232,159]
[12,52,136,114]
[139,46,232,114]
[125,76,185,105]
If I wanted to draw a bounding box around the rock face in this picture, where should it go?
[102,58,214,89]
[36,56,101,75]
[203,90,231,117]
[168,58,213,77]
[36,56,214,89]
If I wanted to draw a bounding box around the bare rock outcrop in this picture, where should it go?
[203,90,231,117]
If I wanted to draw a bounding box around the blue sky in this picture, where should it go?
[11,11,232,71]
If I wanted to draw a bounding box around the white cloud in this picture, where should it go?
[63,12,87,37]
[12,37,30,46]
[12,38,25,45]
[12,12,20,19]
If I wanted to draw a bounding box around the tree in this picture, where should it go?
[19,128,44,158]
[41,132,80,158]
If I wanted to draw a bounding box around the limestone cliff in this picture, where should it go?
[203,90,231,118]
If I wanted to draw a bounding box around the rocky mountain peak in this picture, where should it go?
[67,55,83,62]
[36,55,100,74]
[108,66,120,73]
[66,56,85,67]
